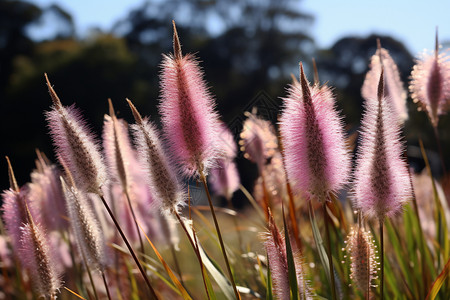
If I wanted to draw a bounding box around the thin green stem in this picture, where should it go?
[380,219,384,300]
[323,202,337,300]
[170,241,184,286]
[124,190,145,255]
[101,270,112,300]
[173,211,211,300]
[80,250,99,300]
[199,170,241,300]
[98,194,158,299]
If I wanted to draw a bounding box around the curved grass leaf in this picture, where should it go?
[283,207,299,300]
[183,218,234,299]
[137,221,193,300]
[308,201,331,283]
[426,256,450,300]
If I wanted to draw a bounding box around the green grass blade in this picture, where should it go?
[384,219,414,292]
[426,256,450,300]
[183,218,234,299]
[308,201,331,284]
[283,208,299,300]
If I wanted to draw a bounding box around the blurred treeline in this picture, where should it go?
[1,0,448,193]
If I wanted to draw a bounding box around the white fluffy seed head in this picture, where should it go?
[61,179,106,270]
[19,222,61,298]
[46,104,107,195]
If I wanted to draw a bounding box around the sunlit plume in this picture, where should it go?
[279,63,350,201]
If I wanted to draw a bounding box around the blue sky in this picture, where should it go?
[30,0,450,55]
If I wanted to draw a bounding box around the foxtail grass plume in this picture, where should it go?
[0,235,13,268]
[103,100,135,194]
[19,221,61,298]
[279,63,350,200]
[253,152,287,205]
[3,157,61,297]
[28,152,67,231]
[2,188,32,253]
[263,212,311,300]
[159,21,221,177]
[128,99,184,214]
[354,71,412,220]
[239,109,278,170]
[209,124,240,200]
[362,40,408,123]
[1,157,40,252]
[410,32,450,127]
[345,226,378,292]
[61,177,107,270]
[45,74,107,194]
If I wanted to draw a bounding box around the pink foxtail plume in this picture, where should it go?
[253,152,287,206]
[409,32,450,127]
[263,212,311,300]
[28,151,67,231]
[1,157,40,252]
[362,40,408,123]
[354,70,412,221]
[159,21,221,177]
[279,63,351,201]
[19,221,61,298]
[209,124,240,200]
[45,74,107,194]
[3,157,61,297]
[345,226,378,292]
[239,109,278,170]
[103,100,136,194]
[2,188,31,252]
[128,99,184,214]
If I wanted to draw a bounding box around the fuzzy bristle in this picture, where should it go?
[239,110,278,170]
[263,212,312,299]
[103,102,136,194]
[264,214,290,300]
[28,156,67,231]
[279,63,350,200]
[409,42,450,127]
[362,42,408,123]
[209,124,240,200]
[354,72,412,220]
[159,24,221,177]
[61,179,107,270]
[128,100,185,214]
[19,222,61,298]
[345,227,378,292]
[2,188,34,252]
[253,152,287,206]
[45,76,106,194]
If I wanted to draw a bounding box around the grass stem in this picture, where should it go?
[323,202,337,300]
[98,194,158,299]
[173,211,211,300]
[124,190,145,255]
[101,270,112,300]
[81,250,99,300]
[199,170,241,299]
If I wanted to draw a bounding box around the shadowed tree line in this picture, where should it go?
[1,0,447,196]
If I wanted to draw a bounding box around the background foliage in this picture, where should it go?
[1,0,449,197]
